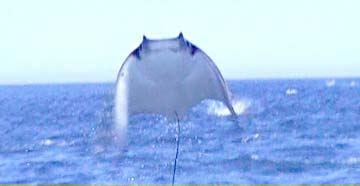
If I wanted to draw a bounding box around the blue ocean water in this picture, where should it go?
[0,79,359,183]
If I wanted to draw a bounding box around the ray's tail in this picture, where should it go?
[172,112,180,185]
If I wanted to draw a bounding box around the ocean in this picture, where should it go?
[0,79,359,183]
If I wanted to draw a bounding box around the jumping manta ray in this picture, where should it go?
[114,32,236,184]
[115,33,235,129]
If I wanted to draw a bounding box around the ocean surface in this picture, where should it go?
[0,79,359,183]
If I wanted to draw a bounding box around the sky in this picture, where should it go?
[0,0,360,84]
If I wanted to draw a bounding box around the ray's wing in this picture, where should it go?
[183,44,236,117]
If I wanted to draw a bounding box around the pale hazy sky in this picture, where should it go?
[1,0,359,84]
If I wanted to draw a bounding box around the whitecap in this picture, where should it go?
[346,157,360,165]
[350,81,357,87]
[251,154,259,160]
[242,133,260,143]
[325,79,336,87]
[40,139,54,146]
[285,88,298,95]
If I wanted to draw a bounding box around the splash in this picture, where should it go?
[114,69,129,147]
[206,98,251,116]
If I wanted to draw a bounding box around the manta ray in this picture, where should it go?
[115,33,235,126]
[114,32,235,183]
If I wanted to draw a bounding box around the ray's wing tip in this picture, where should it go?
[143,34,148,41]
[178,32,184,39]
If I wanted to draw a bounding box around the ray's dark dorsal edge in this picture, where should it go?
[131,47,141,60]
[130,32,200,60]
[188,42,199,55]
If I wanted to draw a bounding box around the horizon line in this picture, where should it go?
[0,76,359,86]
